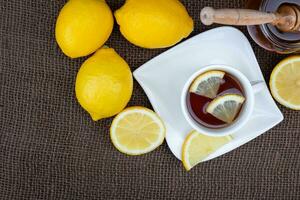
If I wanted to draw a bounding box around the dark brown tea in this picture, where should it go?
[187,72,245,129]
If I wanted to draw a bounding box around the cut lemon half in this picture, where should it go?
[270,55,300,110]
[110,107,165,155]
[189,70,225,99]
[206,94,245,123]
[182,130,232,171]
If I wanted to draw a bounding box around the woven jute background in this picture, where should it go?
[1,0,299,199]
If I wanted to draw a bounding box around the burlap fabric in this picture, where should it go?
[1,0,299,199]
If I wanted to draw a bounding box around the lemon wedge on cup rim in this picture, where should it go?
[206,94,245,123]
[110,107,166,155]
[270,55,300,110]
[182,130,232,171]
[189,70,225,99]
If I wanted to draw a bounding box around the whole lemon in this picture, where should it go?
[75,47,133,121]
[115,0,194,49]
[56,0,113,58]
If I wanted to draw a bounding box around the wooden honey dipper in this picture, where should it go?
[200,4,300,32]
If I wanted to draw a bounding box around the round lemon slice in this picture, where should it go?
[189,70,225,99]
[270,55,300,110]
[206,94,245,123]
[110,107,165,155]
[182,130,232,171]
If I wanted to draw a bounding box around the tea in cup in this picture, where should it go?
[181,65,263,136]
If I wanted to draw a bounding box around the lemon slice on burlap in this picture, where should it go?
[270,55,300,110]
[182,130,232,171]
[189,70,225,99]
[206,94,245,123]
[110,107,165,155]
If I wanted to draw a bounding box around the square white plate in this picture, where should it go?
[133,27,283,161]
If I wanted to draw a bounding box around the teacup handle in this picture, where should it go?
[251,81,265,94]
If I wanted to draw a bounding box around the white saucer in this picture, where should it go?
[133,27,283,161]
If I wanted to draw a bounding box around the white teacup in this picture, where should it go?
[181,64,264,137]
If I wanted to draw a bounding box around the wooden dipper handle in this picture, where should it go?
[201,7,279,26]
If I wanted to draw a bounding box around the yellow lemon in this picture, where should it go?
[110,107,165,155]
[115,0,194,49]
[75,47,133,121]
[182,131,232,171]
[270,55,300,110]
[55,0,114,58]
[189,70,225,99]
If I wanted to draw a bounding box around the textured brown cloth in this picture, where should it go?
[1,0,300,199]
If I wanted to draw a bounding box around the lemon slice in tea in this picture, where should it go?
[110,107,165,155]
[182,130,232,171]
[189,70,225,99]
[206,94,245,123]
[270,55,300,110]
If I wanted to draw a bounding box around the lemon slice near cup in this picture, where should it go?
[270,55,300,110]
[182,130,232,171]
[110,107,165,155]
